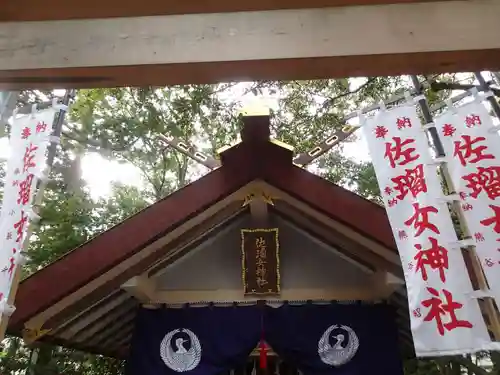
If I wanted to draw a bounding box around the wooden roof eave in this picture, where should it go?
[261,165,396,251]
[270,202,402,278]
[9,144,260,332]
[1,0,452,22]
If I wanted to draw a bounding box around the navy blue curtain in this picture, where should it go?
[126,306,261,375]
[264,303,403,375]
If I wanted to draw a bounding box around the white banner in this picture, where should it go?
[434,99,500,304]
[0,108,56,306]
[362,103,492,356]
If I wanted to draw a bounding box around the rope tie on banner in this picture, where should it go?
[378,100,387,112]
[0,300,15,317]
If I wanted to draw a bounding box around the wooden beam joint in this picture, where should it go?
[371,271,404,299]
[121,275,158,304]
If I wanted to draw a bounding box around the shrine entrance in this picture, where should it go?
[126,302,402,375]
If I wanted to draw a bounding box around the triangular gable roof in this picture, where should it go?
[8,116,405,358]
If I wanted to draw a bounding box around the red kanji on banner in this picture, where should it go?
[414,237,449,282]
[398,230,408,240]
[36,121,48,133]
[384,137,419,168]
[404,203,440,237]
[463,166,500,199]
[384,186,393,195]
[388,198,398,207]
[461,203,473,211]
[474,232,485,242]
[459,192,467,201]
[392,164,427,200]
[441,124,456,137]
[375,126,389,139]
[396,117,412,130]
[13,210,28,244]
[21,127,31,139]
[17,174,34,205]
[453,135,494,167]
[480,205,500,233]
[465,114,482,128]
[422,287,473,336]
[485,258,495,267]
[22,143,38,173]
[7,256,15,279]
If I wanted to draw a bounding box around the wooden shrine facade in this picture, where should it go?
[8,116,410,359]
[1,0,500,89]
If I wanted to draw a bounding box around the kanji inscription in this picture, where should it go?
[241,229,280,295]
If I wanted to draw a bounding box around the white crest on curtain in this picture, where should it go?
[160,328,202,372]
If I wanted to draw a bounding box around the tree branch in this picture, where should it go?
[320,77,379,113]
[430,81,500,97]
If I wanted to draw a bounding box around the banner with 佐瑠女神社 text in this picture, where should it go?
[362,102,493,356]
[241,228,280,295]
[0,108,56,307]
[434,99,500,305]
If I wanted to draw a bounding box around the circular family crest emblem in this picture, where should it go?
[160,328,202,372]
[318,324,359,367]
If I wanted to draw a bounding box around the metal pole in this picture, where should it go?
[474,72,500,121]
[0,92,19,137]
[492,72,500,86]
[47,90,74,167]
[410,75,445,157]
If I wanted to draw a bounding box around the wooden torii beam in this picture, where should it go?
[0,0,500,89]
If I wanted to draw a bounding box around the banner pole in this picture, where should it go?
[493,72,500,86]
[0,92,19,137]
[0,89,75,343]
[474,72,500,121]
[410,75,500,340]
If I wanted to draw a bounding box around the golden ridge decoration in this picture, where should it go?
[23,325,52,344]
[241,228,280,295]
[242,190,275,207]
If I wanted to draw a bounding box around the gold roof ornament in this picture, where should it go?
[242,189,276,207]
[23,325,52,344]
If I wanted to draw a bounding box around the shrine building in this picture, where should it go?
[6,115,412,374]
